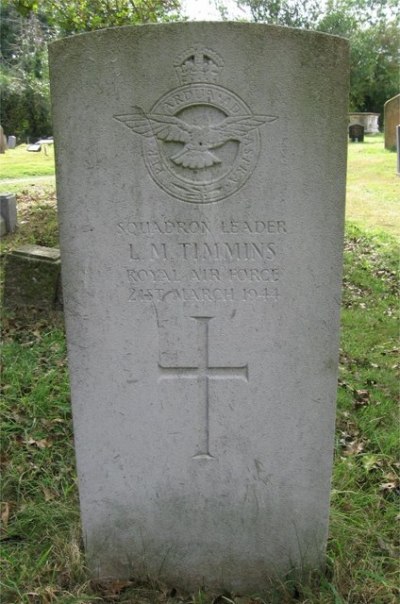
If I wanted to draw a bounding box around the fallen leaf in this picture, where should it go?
[354,389,370,408]
[93,580,133,596]
[377,536,398,557]
[362,454,383,472]
[43,488,55,502]
[26,438,52,449]
[36,439,51,449]
[343,440,364,456]
[379,482,399,493]
[383,471,400,482]
[1,502,10,528]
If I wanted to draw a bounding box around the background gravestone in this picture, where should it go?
[348,112,379,134]
[0,193,17,234]
[0,125,7,153]
[50,23,349,592]
[384,94,400,151]
[7,135,17,149]
[349,123,364,142]
[3,245,62,309]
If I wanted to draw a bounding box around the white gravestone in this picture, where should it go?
[49,24,349,592]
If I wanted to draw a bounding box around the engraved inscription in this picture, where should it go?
[114,47,278,203]
[118,219,287,236]
[158,316,248,459]
[120,216,287,304]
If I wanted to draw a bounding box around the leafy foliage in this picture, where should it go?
[16,0,181,34]
[0,2,52,139]
[1,0,182,141]
[232,0,399,113]
[238,0,322,27]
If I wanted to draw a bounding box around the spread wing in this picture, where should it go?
[207,115,277,148]
[114,107,198,143]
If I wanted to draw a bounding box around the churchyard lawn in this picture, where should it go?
[0,143,55,187]
[346,135,400,237]
[0,137,399,603]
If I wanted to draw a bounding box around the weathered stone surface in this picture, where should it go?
[7,135,17,149]
[0,125,7,153]
[0,216,6,237]
[348,112,380,134]
[384,94,400,151]
[3,244,61,309]
[0,193,17,233]
[49,23,349,592]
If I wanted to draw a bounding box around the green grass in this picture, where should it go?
[346,134,400,237]
[0,144,55,181]
[0,185,59,251]
[0,137,399,603]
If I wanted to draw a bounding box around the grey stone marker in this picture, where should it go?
[7,135,17,149]
[3,244,62,309]
[384,94,400,151]
[0,193,17,233]
[49,24,349,592]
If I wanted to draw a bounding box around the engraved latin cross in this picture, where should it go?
[158,316,248,459]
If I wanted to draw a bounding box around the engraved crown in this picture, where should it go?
[174,47,223,85]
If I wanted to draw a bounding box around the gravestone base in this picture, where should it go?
[3,245,62,310]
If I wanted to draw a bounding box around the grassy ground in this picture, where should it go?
[0,144,56,181]
[0,138,399,603]
[346,135,399,237]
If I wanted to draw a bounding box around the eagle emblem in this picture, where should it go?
[115,108,277,170]
[114,47,278,203]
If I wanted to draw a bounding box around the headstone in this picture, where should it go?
[49,24,349,592]
[0,125,7,153]
[27,143,42,152]
[7,135,17,149]
[384,94,400,151]
[0,193,17,234]
[3,245,62,310]
[349,123,364,142]
[348,112,380,134]
[37,138,54,155]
